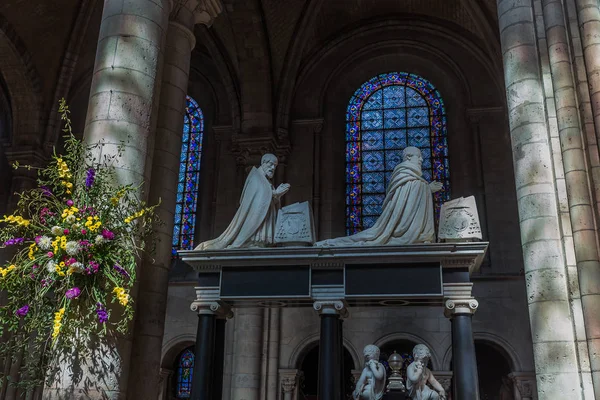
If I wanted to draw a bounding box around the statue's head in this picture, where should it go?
[402,147,423,169]
[260,153,278,178]
[363,344,380,362]
[412,344,431,364]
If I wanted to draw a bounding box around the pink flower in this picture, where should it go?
[63,229,70,235]
[101,229,115,240]
[65,287,81,299]
[66,200,74,207]
[81,229,87,235]
[47,252,54,258]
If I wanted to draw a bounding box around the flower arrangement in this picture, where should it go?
[0,99,158,388]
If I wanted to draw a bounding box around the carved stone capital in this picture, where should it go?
[190,300,232,318]
[444,298,479,317]
[281,376,296,393]
[313,300,349,318]
[194,0,223,26]
[509,372,537,400]
[230,132,291,167]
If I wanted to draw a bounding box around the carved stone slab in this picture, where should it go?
[438,196,482,242]
[274,201,315,246]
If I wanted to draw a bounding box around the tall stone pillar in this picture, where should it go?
[542,1,600,397]
[44,1,171,398]
[443,283,479,400]
[314,300,348,400]
[126,1,222,398]
[230,308,264,400]
[496,0,583,397]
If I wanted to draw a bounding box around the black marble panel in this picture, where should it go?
[197,272,220,287]
[345,263,442,296]
[221,266,310,298]
[312,269,344,285]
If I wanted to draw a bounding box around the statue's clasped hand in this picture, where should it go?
[275,183,291,196]
[429,181,443,193]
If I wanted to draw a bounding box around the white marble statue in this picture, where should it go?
[353,344,386,400]
[406,344,446,400]
[195,154,290,250]
[317,146,443,246]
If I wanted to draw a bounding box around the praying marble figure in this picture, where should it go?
[317,146,443,246]
[195,153,290,250]
[353,344,386,400]
[406,344,446,400]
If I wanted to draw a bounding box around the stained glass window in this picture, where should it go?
[172,96,204,256]
[345,72,450,235]
[175,348,195,398]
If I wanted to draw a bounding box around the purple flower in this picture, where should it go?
[40,186,52,196]
[4,238,24,246]
[16,305,29,317]
[96,303,108,324]
[66,199,74,207]
[86,260,99,275]
[85,168,95,189]
[113,264,130,278]
[65,287,81,299]
[101,229,115,240]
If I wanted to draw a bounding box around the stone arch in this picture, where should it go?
[440,332,523,372]
[374,331,442,371]
[161,333,196,369]
[0,12,43,147]
[288,333,361,371]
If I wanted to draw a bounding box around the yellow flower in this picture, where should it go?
[28,243,37,260]
[1,214,30,227]
[113,287,129,306]
[110,189,126,206]
[0,264,16,278]
[124,209,147,224]
[52,307,66,340]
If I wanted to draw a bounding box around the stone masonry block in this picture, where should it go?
[578,263,600,296]
[122,0,168,30]
[99,14,164,45]
[503,48,542,88]
[530,308,577,345]
[516,191,558,219]
[113,36,161,80]
[536,371,585,397]
[512,142,555,189]
[520,237,563,269]
[107,91,153,130]
[501,21,537,49]
[93,36,118,72]
[498,1,534,24]
[89,67,156,99]
[520,215,562,242]
[508,100,546,127]
[526,268,570,303]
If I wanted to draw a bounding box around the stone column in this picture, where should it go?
[542,1,600,396]
[231,308,264,400]
[158,368,174,400]
[126,1,222,398]
[44,1,171,397]
[266,308,280,400]
[444,284,479,400]
[314,300,348,400]
[496,0,583,397]
[213,317,228,400]
[281,376,296,400]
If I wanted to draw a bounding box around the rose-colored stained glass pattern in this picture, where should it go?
[172,96,204,256]
[346,72,450,235]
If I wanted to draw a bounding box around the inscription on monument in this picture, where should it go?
[438,196,482,242]
[274,201,315,245]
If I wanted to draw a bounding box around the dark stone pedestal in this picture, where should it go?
[383,389,407,400]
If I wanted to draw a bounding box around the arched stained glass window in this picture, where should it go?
[172,96,204,256]
[175,348,195,398]
[346,72,450,235]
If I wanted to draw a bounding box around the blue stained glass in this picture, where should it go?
[175,348,195,398]
[172,96,204,256]
[345,72,450,234]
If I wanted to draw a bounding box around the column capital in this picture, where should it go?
[281,376,296,393]
[190,300,232,318]
[194,0,223,26]
[313,300,349,318]
[444,298,479,318]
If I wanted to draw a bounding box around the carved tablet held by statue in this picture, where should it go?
[274,201,316,246]
[438,196,482,242]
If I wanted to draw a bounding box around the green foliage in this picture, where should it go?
[0,99,159,389]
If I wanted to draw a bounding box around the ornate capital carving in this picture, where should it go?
[281,376,296,393]
[509,372,537,399]
[190,300,233,318]
[444,298,479,317]
[230,133,291,167]
[313,300,349,318]
[194,0,223,26]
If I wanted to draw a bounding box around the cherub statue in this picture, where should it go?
[353,344,386,400]
[406,344,446,400]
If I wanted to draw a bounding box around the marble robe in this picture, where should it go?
[195,167,278,250]
[318,161,435,246]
